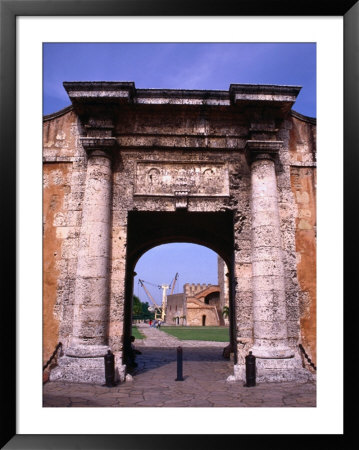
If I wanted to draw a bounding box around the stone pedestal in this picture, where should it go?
[49,355,108,384]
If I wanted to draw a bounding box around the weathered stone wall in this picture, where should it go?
[166,293,185,324]
[43,109,85,361]
[186,299,219,326]
[107,104,249,355]
[167,285,221,326]
[184,283,214,297]
[289,113,317,365]
[43,84,316,383]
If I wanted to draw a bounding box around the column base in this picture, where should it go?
[255,353,313,383]
[251,344,294,359]
[66,344,110,358]
[231,352,314,384]
[49,346,127,384]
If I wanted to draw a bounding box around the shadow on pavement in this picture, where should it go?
[129,346,233,376]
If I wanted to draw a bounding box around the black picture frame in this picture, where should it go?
[1,0,356,448]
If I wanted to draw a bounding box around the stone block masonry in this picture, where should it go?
[43,82,316,384]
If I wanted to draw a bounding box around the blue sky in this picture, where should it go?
[44,43,316,116]
[134,243,219,305]
[43,43,316,305]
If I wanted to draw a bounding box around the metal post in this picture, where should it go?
[244,351,256,387]
[104,350,116,387]
[175,346,184,381]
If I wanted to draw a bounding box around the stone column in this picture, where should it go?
[68,147,113,355]
[51,139,116,384]
[246,140,294,359]
[231,139,312,384]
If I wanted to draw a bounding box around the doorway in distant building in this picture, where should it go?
[202,315,206,326]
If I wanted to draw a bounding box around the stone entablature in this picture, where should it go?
[64,82,301,109]
[43,81,316,384]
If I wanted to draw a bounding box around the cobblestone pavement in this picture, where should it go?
[43,325,316,407]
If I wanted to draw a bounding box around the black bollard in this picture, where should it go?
[104,350,116,387]
[175,346,184,381]
[244,351,256,387]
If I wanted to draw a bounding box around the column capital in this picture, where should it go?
[80,137,117,159]
[245,140,282,164]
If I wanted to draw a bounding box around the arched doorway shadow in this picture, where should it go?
[123,210,236,372]
[128,346,233,378]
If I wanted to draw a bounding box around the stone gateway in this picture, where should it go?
[43,82,316,384]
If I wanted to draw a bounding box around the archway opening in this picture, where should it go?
[123,210,236,375]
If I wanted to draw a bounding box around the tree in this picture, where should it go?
[222,305,230,319]
[132,295,155,320]
[141,301,154,320]
[132,295,142,316]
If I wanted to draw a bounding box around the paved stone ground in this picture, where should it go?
[43,324,316,407]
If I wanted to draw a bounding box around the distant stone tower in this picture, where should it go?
[218,256,230,325]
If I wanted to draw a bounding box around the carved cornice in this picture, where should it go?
[63,82,135,106]
[61,81,301,114]
[230,84,301,103]
[230,84,301,118]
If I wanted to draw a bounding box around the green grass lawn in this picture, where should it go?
[131,326,145,340]
[160,326,230,342]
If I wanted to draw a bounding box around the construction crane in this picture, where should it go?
[138,274,179,322]
[138,279,162,320]
[170,272,179,295]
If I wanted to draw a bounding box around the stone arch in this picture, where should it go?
[121,210,237,367]
[196,285,221,302]
[45,82,315,385]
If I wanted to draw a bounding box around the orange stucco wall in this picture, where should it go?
[43,162,72,364]
[290,115,317,365]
